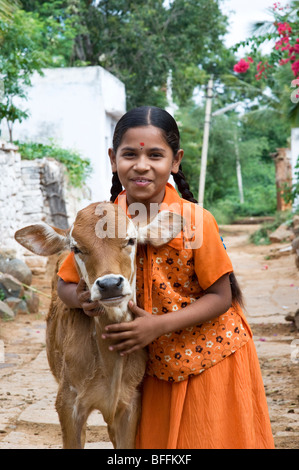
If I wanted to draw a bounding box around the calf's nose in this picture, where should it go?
[96,276,124,299]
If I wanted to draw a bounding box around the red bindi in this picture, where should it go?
[140,142,144,147]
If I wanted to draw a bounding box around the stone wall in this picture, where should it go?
[0,140,83,274]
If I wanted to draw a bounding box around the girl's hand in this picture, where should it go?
[76,278,105,317]
[102,301,163,355]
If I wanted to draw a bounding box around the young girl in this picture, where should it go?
[57,106,275,449]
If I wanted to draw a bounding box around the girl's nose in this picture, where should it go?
[133,154,150,171]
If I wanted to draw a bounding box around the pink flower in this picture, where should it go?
[255,61,272,80]
[279,58,290,65]
[275,36,290,50]
[234,58,250,73]
[277,22,292,36]
[257,61,265,72]
[291,60,299,77]
[291,44,299,54]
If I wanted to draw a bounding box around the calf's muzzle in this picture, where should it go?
[96,275,125,299]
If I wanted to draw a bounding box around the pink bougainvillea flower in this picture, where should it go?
[255,61,272,80]
[256,61,265,72]
[291,43,299,54]
[275,36,290,51]
[234,58,250,73]
[279,58,290,65]
[291,60,299,77]
[277,22,292,36]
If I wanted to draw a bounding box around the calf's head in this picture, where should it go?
[15,202,184,318]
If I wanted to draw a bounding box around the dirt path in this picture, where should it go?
[0,224,298,449]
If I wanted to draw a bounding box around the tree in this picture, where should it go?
[232,0,299,125]
[230,1,299,205]
[0,8,49,141]
[176,99,288,222]
[0,0,19,20]
[20,0,229,109]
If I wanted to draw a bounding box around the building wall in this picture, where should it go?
[0,141,83,273]
[1,66,126,207]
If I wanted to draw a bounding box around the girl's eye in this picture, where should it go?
[150,153,162,158]
[123,152,136,158]
[71,246,82,254]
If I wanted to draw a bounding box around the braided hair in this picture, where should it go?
[171,165,198,204]
[110,172,123,204]
[109,106,197,204]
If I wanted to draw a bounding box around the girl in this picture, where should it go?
[57,106,274,449]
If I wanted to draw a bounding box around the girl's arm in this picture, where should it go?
[57,277,105,316]
[102,273,232,355]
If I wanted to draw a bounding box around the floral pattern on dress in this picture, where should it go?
[136,244,250,383]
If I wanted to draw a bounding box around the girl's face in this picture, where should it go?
[109,125,183,209]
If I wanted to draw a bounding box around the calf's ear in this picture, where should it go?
[15,223,68,256]
[138,211,185,247]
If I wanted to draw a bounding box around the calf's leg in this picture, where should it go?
[110,398,141,449]
[55,385,88,449]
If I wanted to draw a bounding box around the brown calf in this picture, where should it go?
[15,202,184,449]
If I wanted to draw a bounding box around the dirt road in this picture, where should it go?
[0,224,298,449]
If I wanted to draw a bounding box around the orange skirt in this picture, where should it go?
[136,338,274,449]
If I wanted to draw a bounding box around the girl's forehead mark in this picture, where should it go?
[140,142,145,146]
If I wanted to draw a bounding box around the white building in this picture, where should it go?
[1,66,126,207]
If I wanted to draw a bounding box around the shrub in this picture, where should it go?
[15,141,91,188]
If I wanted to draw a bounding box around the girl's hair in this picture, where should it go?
[110,106,197,203]
[230,272,244,309]
[109,106,243,308]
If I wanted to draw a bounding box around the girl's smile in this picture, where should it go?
[130,177,152,187]
[109,125,183,210]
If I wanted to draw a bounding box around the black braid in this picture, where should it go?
[230,272,244,309]
[110,172,123,202]
[171,165,198,204]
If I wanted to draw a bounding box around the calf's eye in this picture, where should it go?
[127,238,135,246]
[71,246,82,254]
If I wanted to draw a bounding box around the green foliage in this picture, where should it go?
[15,140,91,188]
[20,0,229,109]
[177,100,288,223]
[0,8,49,140]
[232,0,299,125]
[20,0,88,67]
[1,0,295,220]
[0,288,5,301]
[0,0,19,20]
[249,211,293,245]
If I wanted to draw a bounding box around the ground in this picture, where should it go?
[0,224,298,449]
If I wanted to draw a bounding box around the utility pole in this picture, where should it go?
[198,97,243,206]
[234,129,244,204]
[198,77,213,205]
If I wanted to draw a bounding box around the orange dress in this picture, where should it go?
[58,184,274,449]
